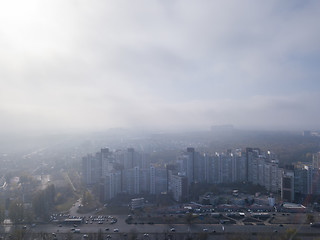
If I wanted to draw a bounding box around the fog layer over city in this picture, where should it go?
[0,0,320,135]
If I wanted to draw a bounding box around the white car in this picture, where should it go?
[113,228,119,232]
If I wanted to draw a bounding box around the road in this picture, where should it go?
[1,201,320,239]
[31,221,320,234]
[1,214,320,240]
[1,221,319,240]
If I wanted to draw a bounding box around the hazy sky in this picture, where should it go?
[0,0,319,133]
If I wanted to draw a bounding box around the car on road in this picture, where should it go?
[170,228,175,232]
[113,228,119,232]
[203,228,208,232]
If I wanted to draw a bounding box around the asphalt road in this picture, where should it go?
[7,218,319,235]
[1,222,319,240]
[1,200,319,239]
[1,216,320,240]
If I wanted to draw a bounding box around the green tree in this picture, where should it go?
[24,208,34,223]
[83,191,94,206]
[128,229,138,240]
[306,214,315,223]
[32,184,56,220]
[280,228,300,240]
[8,200,24,223]
[185,213,194,224]
[0,205,5,223]
[55,192,64,204]
[11,229,26,240]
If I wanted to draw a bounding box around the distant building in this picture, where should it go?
[186,147,195,184]
[131,198,144,210]
[82,154,100,185]
[312,152,320,169]
[294,163,320,196]
[177,148,197,184]
[281,169,295,202]
[268,196,275,207]
[139,168,150,193]
[122,166,140,195]
[280,203,306,213]
[170,174,188,202]
[100,171,121,201]
[150,166,167,194]
[124,148,141,169]
[302,130,311,137]
[83,146,287,203]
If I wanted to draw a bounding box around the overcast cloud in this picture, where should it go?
[0,0,319,133]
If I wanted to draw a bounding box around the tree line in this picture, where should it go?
[6,184,56,223]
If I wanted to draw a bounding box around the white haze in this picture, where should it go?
[0,0,320,134]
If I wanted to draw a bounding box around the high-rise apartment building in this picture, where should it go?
[82,154,100,185]
[122,166,140,195]
[83,146,286,202]
[150,165,167,194]
[313,152,320,169]
[171,174,188,202]
[186,147,195,184]
[281,169,295,202]
[100,171,121,201]
[139,168,150,193]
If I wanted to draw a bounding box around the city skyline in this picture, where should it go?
[0,1,320,134]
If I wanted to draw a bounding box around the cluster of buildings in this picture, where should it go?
[82,147,320,204]
[302,130,320,137]
[176,147,280,192]
[281,152,320,202]
[82,148,169,201]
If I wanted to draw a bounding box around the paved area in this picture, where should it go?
[1,199,320,239]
